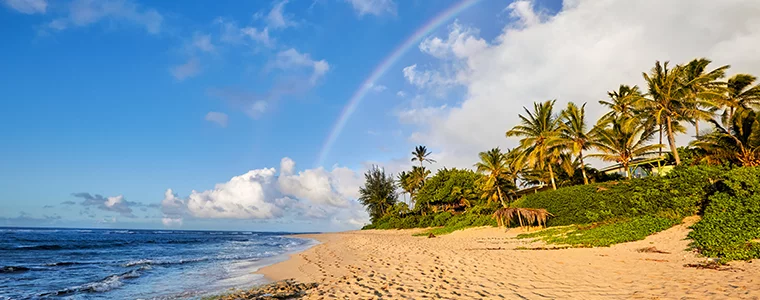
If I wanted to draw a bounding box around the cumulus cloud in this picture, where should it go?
[3,0,47,14]
[43,0,162,34]
[419,21,487,60]
[204,111,228,127]
[398,0,760,170]
[170,58,200,81]
[345,0,395,17]
[158,157,368,228]
[72,192,139,218]
[192,33,215,53]
[269,48,330,85]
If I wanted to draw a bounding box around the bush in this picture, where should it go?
[517,216,679,247]
[689,167,760,261]
[432,212,452,226]
[516,165,725,226]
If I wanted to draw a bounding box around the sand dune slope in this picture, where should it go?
[259,219,759,299]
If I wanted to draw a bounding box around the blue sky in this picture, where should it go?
[2,0,757,231]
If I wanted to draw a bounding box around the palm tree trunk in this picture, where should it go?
[579,150,588,185]
[658,123,663,156]
[624,162,631,179]
[695,121,700,138]
[496,185,506,208]
[547,164,557,190]
[665,116,681,165]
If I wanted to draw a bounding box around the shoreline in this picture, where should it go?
[254,222,760,299]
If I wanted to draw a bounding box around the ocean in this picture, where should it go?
[0,227,317,299]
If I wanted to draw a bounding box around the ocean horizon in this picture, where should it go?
[0,227,318,299]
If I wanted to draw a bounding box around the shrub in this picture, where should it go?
[432,212,452,226]
[517,216,679,247]
[689,167,760,261]
[516,165,725,226]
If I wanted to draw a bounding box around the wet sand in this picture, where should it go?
[258,218,760,299]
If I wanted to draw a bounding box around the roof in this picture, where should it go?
[598,155,669,172]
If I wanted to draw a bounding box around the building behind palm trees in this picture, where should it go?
[597,155,673,178]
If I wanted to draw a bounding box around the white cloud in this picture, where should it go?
[185,168,283,219]
[365,82,387,93]
[162,217,182,227]
[266,0,296,29]
[241,26,272,46]
[506,0,543,27]
[270,48,330,85]
[345,0,395,17]
[204,112,228,127]
[419,21,487,59]
[192,33,215,53]
[44,0,162,34]
[396,90,406,97]
[170,58,200,81]
[396,104,448,125]
[3,0,47,14]
[159,157,368,228]
[400,0,760,170]
[402,64,458,91]
[277,158,351,207]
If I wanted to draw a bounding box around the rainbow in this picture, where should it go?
[316,0,483,167]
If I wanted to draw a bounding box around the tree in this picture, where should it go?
[358,166,397,223]
[506,100,563,190]
[589,117,662,179]
[691,107,760,166]
[642,61,690,165]
[407,166,430,202]
[411,145,436,167]
[599,85,643,124]
[474,148,512,207]
[680,58,729,137]
[415,168,482,212]
[397,171,413,205]
[559,102,595,184]
[717,74,760,122]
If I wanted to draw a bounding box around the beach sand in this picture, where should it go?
[258,218,760,299]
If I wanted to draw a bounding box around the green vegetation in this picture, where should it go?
[356,57,760,262]
[689,167,760,261]
[517,216,680,247]
[515,165,724,226]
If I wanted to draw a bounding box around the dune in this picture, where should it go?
[258,218,759,299]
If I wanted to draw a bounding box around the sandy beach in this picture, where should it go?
[258,219,760,299]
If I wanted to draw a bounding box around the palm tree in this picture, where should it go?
[503,148,525,188]
[474,148,510,207]
[642,61,690,165]
[559,102,595,184]
[690,107,760,166]
[590,117,662,179]
[358,166,398,222]
[599,85,643,123]
[397,171,412,205]
[717,74,760,122]
[680,58,729,137]
[408,166,430,194]
[506,100,563,190]
[411,145,436,167]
